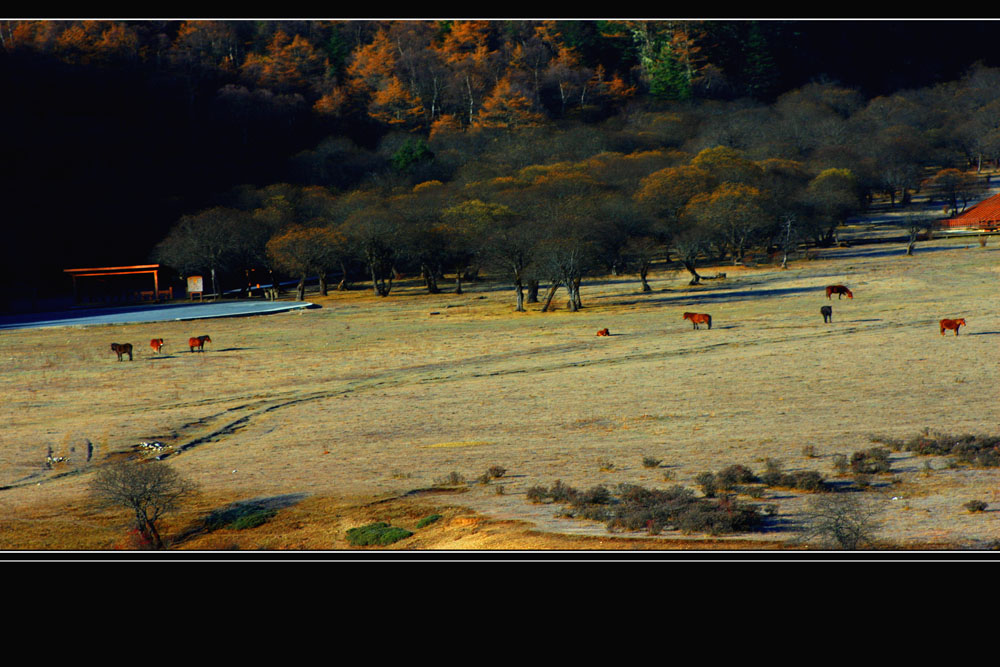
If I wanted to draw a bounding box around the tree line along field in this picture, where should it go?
[1,235,999,550]
[9,20,1000,312]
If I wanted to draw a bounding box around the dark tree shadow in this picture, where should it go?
[171,493,309,546]
[609,285,825,308]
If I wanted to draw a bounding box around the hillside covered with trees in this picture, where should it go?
[4,19,1000,310]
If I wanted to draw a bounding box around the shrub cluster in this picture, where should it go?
[696,464,759,497]
[873,432,1000,468]
[759,459,830,492]
[850,447,892,474]
[526,480,766,536]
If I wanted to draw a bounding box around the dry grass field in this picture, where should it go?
[2,235,1000,552]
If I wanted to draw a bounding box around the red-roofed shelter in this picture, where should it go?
[937,193,1000,231]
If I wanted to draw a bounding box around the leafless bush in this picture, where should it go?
[797,493,886,550]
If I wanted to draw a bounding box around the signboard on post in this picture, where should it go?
[187,275,204,300]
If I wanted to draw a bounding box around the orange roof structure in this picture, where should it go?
[63,264,164,303]
[937,193,1000,230]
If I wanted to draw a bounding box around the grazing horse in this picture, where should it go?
[596,328,610,337]
[683,312,712,330]
[940,318,966,336]
[188,335,211,352]
[826,285,853,300]
[110,343,133,361]
[821,306,832,323]
[150,338,165,354]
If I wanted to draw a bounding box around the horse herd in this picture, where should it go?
[106,281,969,362]
[596,283,968,337]
[109,335,211,361]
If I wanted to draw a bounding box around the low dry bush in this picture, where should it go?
[528,480,767,536]
[832,454,849,475]
[850,447,892,474]
[760,459,829,492]
[716,464,759,489]
[798,493,886,550]
[877,432,1000,469]
[695,471,718,498]
[434,471,465,487]
[964,500,988,513]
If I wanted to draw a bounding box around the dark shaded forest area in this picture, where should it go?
[3,19,1000,311]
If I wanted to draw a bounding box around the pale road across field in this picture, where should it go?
[0,301,316,331]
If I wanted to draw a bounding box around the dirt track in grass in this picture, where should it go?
[2,237,999,551]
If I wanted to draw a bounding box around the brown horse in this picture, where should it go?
[150,338,165,354]
[189,335,211,352]
[596,328,610,337]
[110,343,133,361]
[683,312,712,330]
[940,318,966,335]
[826,285,853,299]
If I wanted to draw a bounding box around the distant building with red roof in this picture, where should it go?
[937,193,1000,231]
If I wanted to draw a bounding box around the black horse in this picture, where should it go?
[110,342,133,361]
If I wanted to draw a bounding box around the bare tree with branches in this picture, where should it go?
[89,461,197,549]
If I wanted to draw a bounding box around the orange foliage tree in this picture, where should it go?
[266,224,348,299]
[242,30,327,92]
[473,77,545,130]
[436,20,500,126]
[682,182,772,264]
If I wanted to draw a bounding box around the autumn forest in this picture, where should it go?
[4,19,1000,311]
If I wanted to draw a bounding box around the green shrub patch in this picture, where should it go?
[416,514,443,529]
[204,502,278,531]
[346,522,413,546]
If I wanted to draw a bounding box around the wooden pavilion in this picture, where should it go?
[63,264,173,304]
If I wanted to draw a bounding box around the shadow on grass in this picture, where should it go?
[965,331,1000,336]
[172,493,308,546]
[608,284,824,308]
[817,244,969,260]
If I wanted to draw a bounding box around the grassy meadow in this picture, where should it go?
[2,235,1000,551]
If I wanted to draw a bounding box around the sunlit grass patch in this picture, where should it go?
[422,440,493,449]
